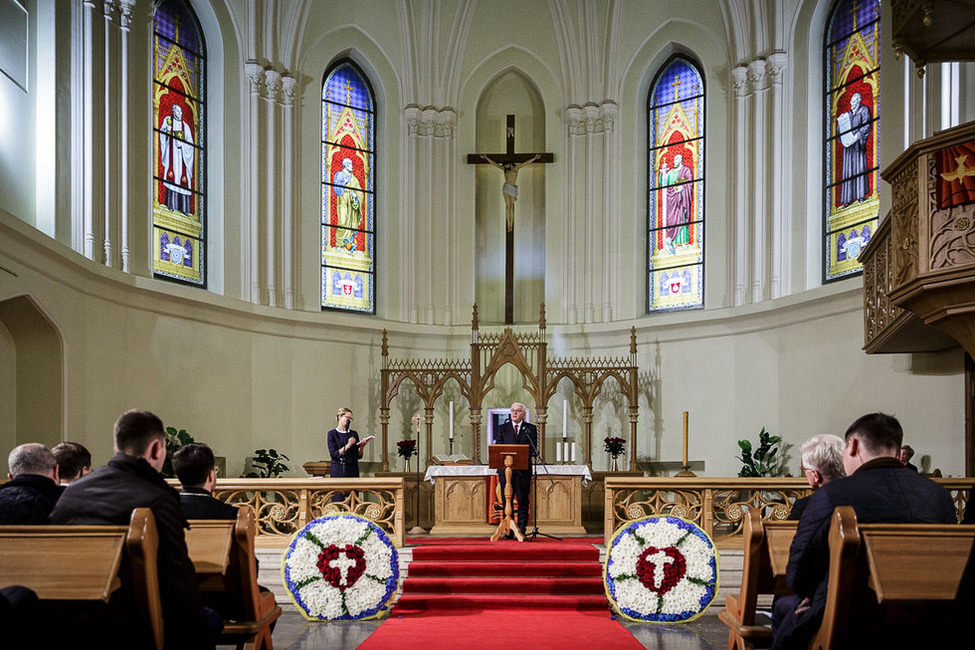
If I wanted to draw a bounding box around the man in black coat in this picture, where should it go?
[0,443,62,524]
[173,443,238,520]
[772,413,956,650]
[50,410,217,650]
[494,402,538,538]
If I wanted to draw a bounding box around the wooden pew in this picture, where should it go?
[185,507,282,650]
[811,505,975,649]
[719,508,799,650]
[0,508,164,649]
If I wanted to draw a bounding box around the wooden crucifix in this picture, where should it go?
[467,115,554,324]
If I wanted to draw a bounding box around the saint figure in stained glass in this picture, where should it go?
[321,61,376,313]
[647,57,705,312]
[151,0,205,286]
[824,0,880,281]
[159,103,195,214]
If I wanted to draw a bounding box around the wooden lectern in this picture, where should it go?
[488,444,529,542]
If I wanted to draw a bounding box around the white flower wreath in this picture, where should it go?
[604,515,718,623]
[282,513,399,621]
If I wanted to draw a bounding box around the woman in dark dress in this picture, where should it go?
[327,407,362,479]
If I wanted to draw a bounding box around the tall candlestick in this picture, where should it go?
[562,400,568,439]
[682,411,689,466]
[449,401,454,439]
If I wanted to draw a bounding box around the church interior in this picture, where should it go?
[2,0,975,647]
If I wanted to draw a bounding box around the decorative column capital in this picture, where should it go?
[746,58,768,91]
[564,105,584,134]
[280,75,298,105]
[405,104,422,134]
[244,62,266,95]
[731,66,748,96]
[599,101,618,132]
[583,103,600,133]
[767,52,788,85]
[433,108,457,137]
[264,69,283,101]
[118,0,135,29]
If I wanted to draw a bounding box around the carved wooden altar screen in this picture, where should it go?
[378,305,639,473]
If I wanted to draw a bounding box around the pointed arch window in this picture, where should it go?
[321,61,376,313]
[647,56,705,312]
[151,0,206,286]
[824,0,880,281]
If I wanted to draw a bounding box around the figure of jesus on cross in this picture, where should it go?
[468,114,553,323]
[479,153,542,231]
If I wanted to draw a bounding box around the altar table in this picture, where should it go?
[423,465,592,536]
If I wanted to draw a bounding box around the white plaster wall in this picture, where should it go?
[1,212,966,478]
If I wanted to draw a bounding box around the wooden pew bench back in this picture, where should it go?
[184,507,282,650]
[0,508,163,650]
[719,508,799,650]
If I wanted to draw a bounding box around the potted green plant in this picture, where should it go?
[736,428,784,477]
[244,448,291,478]
[162,426,195,479]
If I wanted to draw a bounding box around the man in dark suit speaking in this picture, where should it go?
[494,402,538,538]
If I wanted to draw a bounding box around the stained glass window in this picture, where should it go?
[647,56,705,312]
[322,61,375,313]
[151,0,205,286]
[824,0,880,281]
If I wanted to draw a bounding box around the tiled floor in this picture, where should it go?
[260,608,732,649]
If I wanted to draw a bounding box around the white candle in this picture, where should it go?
[449,401,454,439]
[570,442,576,463]
[562,400,568,439]
[556,443,562,462]
[563,442,569,464]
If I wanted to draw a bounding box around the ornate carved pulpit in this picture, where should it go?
[862,120,975,357]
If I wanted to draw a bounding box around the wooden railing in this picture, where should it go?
[604,477,975,545]
[172,478,406,547]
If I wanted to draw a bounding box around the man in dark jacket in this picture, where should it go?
[494,402,538,538]
[173,443,238,520]
[0,443,61,524]
[772,413,956,650]
[50,410,217,650]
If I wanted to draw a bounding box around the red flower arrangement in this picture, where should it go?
[316,544,367,592]
[604,437,626,458]
[396,439,417,460]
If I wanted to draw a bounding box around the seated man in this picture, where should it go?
[772,434,845,630]
[788,434,845,521]
[173,443,238,520]
[51,410,218,650]
[772,413,956,650]
[52,441,92,485]
[0,443,62,524]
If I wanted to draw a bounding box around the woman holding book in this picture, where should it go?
[327,407,371,479]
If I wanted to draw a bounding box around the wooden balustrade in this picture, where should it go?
[169,478,406,547]
[604,476,975,545]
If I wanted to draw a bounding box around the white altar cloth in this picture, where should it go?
[423,464,593,485]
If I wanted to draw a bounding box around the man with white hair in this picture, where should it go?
[789,434,846,521]
[0,443,61,524]
[494,402,538,539]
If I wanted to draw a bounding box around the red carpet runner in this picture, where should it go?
[357,536,643,649]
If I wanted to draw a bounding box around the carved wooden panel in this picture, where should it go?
[930,203,975,269]
[891,158,920,286]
